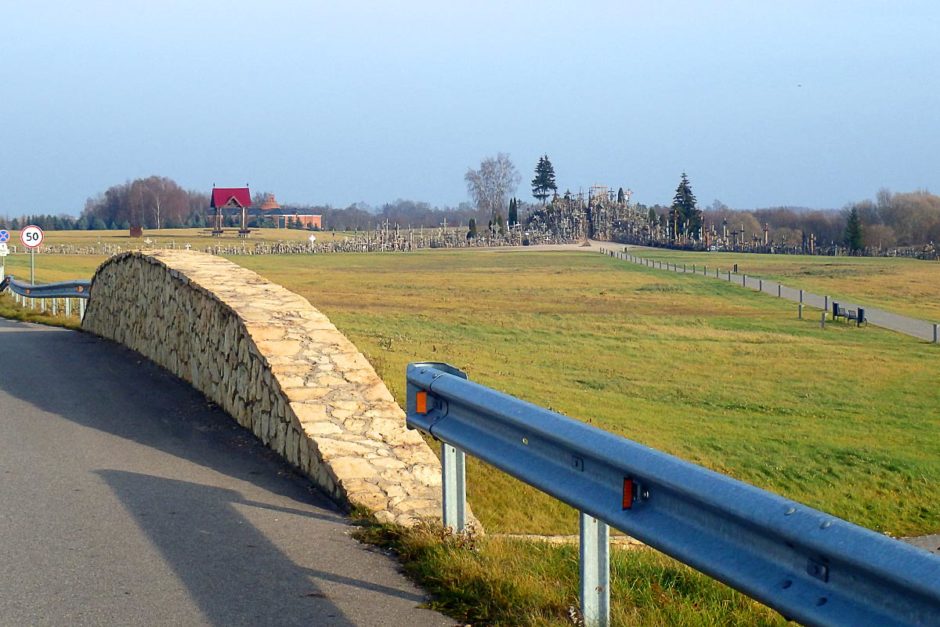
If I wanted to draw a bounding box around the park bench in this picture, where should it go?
[832,302,866,326]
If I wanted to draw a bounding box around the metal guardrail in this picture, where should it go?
[1,276,90,319]
[406,362,940,627]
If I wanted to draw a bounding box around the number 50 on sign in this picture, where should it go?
[21,225,44,248]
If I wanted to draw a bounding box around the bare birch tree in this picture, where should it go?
[465,153,520,221]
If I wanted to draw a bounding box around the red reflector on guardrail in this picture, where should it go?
[416,391,428,414]
[623,477,634,509]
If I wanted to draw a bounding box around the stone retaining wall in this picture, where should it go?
[83,250,451,526]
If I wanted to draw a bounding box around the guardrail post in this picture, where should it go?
[52,298,57,316]
[79,299,86,320]
[441,443,467,532]
[580,512,610,627]
[65,298,71,317]
[40,298,46,313]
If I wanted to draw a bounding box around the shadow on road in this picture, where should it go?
[0,320,440,625]
[96,470,356,626]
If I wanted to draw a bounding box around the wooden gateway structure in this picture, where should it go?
[209,186,252,236]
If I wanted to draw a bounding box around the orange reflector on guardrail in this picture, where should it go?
[623,477,634,509]
[416,391,428,414]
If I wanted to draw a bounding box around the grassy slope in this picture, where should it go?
[231,250,939,538]
[626,247,940,321]
[355,521,785,626]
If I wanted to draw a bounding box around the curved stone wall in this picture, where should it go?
[83,250,447,526]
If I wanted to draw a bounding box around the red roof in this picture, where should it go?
[211,187,252,209]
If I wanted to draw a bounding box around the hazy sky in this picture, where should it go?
[2,1,938,216]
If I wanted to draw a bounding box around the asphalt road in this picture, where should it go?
[0,318,451,626]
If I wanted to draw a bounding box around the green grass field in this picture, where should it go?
[625,246,940,322]
[227,249,939,538]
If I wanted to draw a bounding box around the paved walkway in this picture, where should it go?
[0,318,450,626]
[602,247,939,342]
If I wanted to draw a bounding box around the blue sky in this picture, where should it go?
[1,1,937,215]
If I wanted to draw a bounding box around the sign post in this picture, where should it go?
[0,230,9,282]
[20,225,44,285]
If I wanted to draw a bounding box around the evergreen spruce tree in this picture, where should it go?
[844,207,863,253]
[508,198,518,226]
[531,155,558,204]
[669,172,702,239]
[617,187,625,204]
[468,218,478,239]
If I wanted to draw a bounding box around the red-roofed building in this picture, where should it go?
[209,185,252,236]
[210,187,252,210]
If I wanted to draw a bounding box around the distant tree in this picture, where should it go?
[617,187,625,204]
[508,198,518,227]
[669,172,702,239]
[496,213,506,235]
[465,153,520,221]
[83,176,197,229]
[844,207,863,252]
[863,223,896,249]
[467,218,478,239]
[647,207,657,225]
[531,155,557,205]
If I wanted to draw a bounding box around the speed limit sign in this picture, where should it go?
[20,225,44,248]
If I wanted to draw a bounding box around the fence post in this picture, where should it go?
[934,323,939,344]
[777,284,781,297]
[441,443,467,532]
[799,289,804,304]
[743,274,747,287]
[799,304,803,319]
[820,312,826,328]
[759,279,763,292]
[824,295,830,315]
[580,512,610,627]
